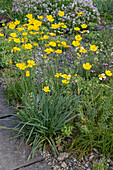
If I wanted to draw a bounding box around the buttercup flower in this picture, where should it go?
[27,60,35,67]
[26,71,30,77]
[10,33,17,38]
[44,48,54,54]
[14,38,21,43]
[72,40,80,46]
[51,24,59,29]
[75,35,82,41]
[33,42,38,46]
[43,86,50,92]
[22,32,28,36]
[25,43,33,50]
[90,45,98,51]
[16,63,27,70]
[105,70,112,76]
[55,49,62,54]
[12,47,21,52]
[62,80,69,84]
[58,11,64,17]
[22,37,28,43]
[74,27,80,31]
[37,16,44,19]
[81,24,87,28]
[61,74,71,80]
[83,63,92,70]
[76,12,83,17]
[54,73,62,78]
[0,33,4,36]
[49,41,56,47]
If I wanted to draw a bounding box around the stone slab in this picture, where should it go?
[0,86,16,118]
[0,117,51,170]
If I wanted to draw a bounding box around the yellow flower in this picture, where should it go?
[81,24,87,28]
[77,53,81,57]
[98,73,106,80]
[16,27,24,32]
[83,63,92,70]
[75,35,82,41]
[0,33,4,36]
[25,43,33,50]
[2,23,5,26]
[29,31,37,35]
[75,74,77,77]
[26,14,33,19]
[43,86,50,92]
[27,60,35,67]
[14,20,20,25]
[105,70,112,76]
[81,30,87,34]
[43,55,48,59]
[54,73,62,78]
[10,33,17,38]
[74,27,80,31]
[37,16,44,19]
[47,18,54,22]
[49,41,56,47]
[79,47,87,53]
[26,70,30,77]
[56,40,60,43]
[58,11,64,17]
[44,48,54,54]
[45,44,49,47]
[72,40,80,46]
[14,38,21,43]
[90,45,98,52]
[37,32,44,35]
[43,35,49,39]
[8,22,16,29]
[22,37,28,43]
[61,41,66,46]
[33,26,39,31]
[49,32,56,36]
[8,37,13,43]
[38,37,44,40]
[76,12,83,17]
[51,24,59,29]
[10,61,12,64]
[12,47,21,52]
[55,49,62,54]
[62,80,69,84]
[22,32,28,36]
[46,15,53,19]
[33,42,38,46]
[21,44,25,49]
[27,25,34,31]
[62,25,67,28]
[33,20,42,27]
[16,63,26,70]
[61,74,71,80]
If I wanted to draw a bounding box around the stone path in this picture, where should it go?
[0,86,51,170]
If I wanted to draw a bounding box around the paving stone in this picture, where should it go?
[0,85,51,170]
[0,117,48,170]
[18,160,51,170]
[0,86,16,118]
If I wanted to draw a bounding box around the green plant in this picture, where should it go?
[12,85,78,159]
[93,157,107,170]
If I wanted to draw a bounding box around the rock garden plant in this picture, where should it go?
[0,0,113,168]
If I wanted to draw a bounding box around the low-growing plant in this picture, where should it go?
[11,0,100,32]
